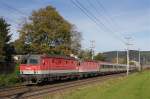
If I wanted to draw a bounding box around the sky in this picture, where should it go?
[0,0,150,52]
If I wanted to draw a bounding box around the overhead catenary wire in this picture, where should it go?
[0,0,134,47]
[87,0,124,38]
[95,0,126,37]
[75,0,113,33]
[0,0,28,17]
[0,0,30,26]
[95,0,120,27]
[70,0,104,30]
[71,0,126,44]
[86,0,127,43]
[86,0,116,31]
[0,16,18,25]
[76,0,125,43]
[95,0,139,49]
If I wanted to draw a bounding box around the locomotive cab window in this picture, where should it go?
[29,59,39,64]
[26,55,40,65]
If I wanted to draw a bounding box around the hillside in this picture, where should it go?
[103,51,150,65]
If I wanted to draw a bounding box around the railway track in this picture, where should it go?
[0,73,125,99]
[0,84,26,93]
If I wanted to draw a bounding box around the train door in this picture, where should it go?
[42,58,50,74]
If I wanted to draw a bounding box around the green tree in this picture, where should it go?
[15,6,81,55]
[112,57,126,64]
[78,49,92,60]
[93,53,106,61]
[0,17,13,61]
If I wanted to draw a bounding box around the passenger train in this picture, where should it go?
[19,54,137,83]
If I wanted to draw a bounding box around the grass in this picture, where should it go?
[44,71,150,99]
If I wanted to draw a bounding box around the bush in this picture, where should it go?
[0,64,20,87]
[0,73,19,87]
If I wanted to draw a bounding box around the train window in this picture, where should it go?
[107,65,109,68]
[106,65,108,68]
[103,65,105,68]
[109,65,112,68]
[102,65,104,68]
[29,59,38,64]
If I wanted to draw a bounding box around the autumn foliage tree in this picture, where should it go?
[15,6,81,55]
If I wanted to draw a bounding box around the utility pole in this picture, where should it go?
[126,48,129,76]
[138,49,141,71]
[117,51,119,64]
[125,37,132,76]
[90,40,95,60]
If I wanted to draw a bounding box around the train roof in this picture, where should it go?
[24,54,77,60]
[82,60,99,62]
[99,61,128,66]
[42,55,77,60]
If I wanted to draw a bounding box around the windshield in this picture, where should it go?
[29,59,39,64]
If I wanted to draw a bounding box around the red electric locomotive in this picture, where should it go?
[78,60,100,77]
[20,55,79,83]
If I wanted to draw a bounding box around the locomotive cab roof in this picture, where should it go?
[24,54,77,60]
